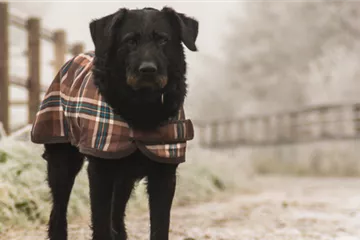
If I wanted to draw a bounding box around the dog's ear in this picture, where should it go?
[162,7,199,51]
[89,8,127,55]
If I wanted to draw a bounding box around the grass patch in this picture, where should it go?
[0,140,251,232]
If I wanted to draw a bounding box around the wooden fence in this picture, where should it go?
[196,103,360,148]
[1,2,359,148]
[0,2,84,134]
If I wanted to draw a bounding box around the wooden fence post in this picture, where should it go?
[336,106,344,138]
[198,125,206,147]
[353,104,360,136]
[247,117,255,144]
[289,112,298,142]
[276,114,284,142]
[0,2,9,134]
[236,119,244,143]
[243,118,249,144]
[318,107,329,138]
[71,43,84,56]
[27,18,41,124]
[223,121,231,145]
[262,116,271,144]
[298,111,314,141]
[210,122,219,147]
[53,30,66,73]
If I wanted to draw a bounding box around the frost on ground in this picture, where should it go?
[2,176,360,240]
[2,134,360,239]
[0,137,252,232]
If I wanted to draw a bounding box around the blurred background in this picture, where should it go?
[1,1,360,239]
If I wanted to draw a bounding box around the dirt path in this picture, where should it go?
[4,176,360,240]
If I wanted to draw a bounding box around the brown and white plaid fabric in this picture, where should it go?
[31,52,194,164]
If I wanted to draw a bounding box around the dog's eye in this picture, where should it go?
[127,39,137,47]
[158,38,168,46]
[122,32,139,48]
[154,32,169,46]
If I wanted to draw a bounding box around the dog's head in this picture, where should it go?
[90,7,198,91]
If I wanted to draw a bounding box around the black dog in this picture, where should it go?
[35,7,198,240]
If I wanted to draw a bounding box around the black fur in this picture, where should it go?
[91,7,198,130]
[44,7,198,240]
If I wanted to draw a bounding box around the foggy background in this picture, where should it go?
[8,1,239,126]
[3,1,360,239]
[8,0,360,128]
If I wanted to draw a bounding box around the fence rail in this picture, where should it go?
[0,2,85,134]
[10,13,53,42]
[196,103,360,148]
[1,2,359,148]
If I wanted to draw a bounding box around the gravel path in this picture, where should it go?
[3,176,360,240]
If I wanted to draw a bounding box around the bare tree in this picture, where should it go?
[218,0,360,115]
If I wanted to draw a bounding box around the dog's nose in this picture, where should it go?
[139,62,157,74]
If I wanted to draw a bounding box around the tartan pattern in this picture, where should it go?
[31,52,194,163]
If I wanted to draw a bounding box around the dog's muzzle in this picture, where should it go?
[127,61,168,90]
[126,75,168,90]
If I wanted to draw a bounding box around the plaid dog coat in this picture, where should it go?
[31,52,194,164]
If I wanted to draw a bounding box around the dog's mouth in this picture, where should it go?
[126,75,168,91]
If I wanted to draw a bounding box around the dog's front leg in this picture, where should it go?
[87,158,116,240]
[147,163,178,240]
[111,176,136,240]
[44,143,84,240]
